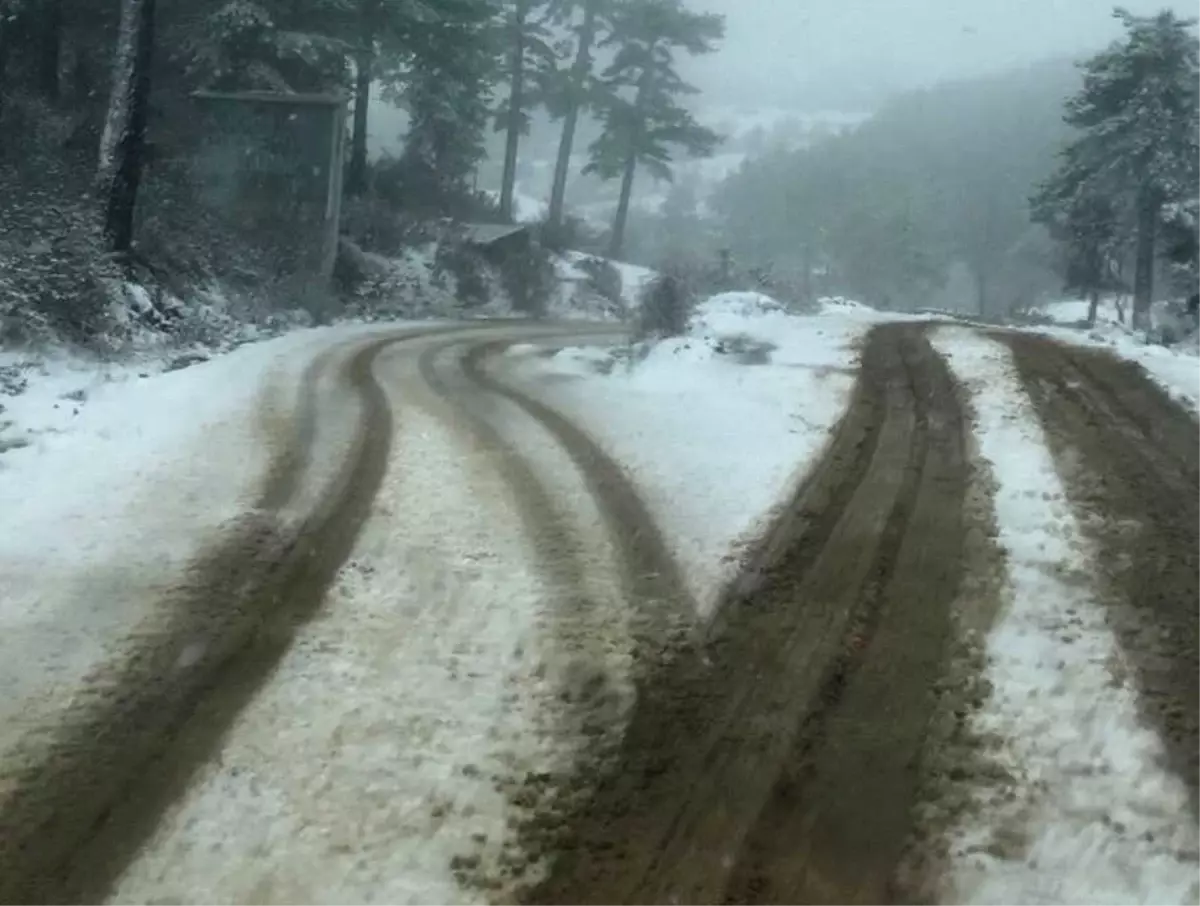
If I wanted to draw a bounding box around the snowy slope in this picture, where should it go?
[501,292,897,616]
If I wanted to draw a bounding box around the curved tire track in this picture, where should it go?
[0,326,461,904]
[522,322,969,905]
[1001,331,1199,814]
[459,339,697,654]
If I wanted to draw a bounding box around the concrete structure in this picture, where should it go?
[190,90,348,291]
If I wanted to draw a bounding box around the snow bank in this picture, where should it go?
[550,252,658,320]
[503,292,884,615]
[610,260,656,309]
[928,327,1199,906]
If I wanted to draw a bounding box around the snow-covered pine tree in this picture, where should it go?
[347,0,467,197]
[1032,143,1126,326]
[584,0,723,259]
[180,0,348,93]
[1037,8,1199,330]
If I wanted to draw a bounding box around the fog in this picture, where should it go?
[681,0,1197,110]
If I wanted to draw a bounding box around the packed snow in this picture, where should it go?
[0,324,417,771]
[929,327,1199,906]
[110,341,636,904]
[500,291,897,616]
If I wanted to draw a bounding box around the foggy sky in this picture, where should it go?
[681,0,1197,110]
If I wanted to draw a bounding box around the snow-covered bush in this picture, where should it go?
[340,197,435,256]
[637,271,695,339]
[434,240,491,309]
[497,243,556,317]
[575,256,624,312]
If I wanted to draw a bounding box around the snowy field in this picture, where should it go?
[501,292,906,616]
[929,327,1199,906]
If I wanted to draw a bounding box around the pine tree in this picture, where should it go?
[183,1,349,91]
[393,1,497,213]
[346,0,384,197]
[584,0,722,259]
[543,0,611,235]
[1038,8,1199,330]
[1032,144,1125,325]
[345,0,488,197]
[495,0,559,222]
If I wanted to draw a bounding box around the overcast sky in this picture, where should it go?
[680,0,1197,110]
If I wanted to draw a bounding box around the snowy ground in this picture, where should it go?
[500,291,900,616]
[109,340,636,904]
[0,324,403,767]
[928,327,1199,906]
[551,251,657,320]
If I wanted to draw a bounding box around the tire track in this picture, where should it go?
[521,323,969,904]
[413,334,698,897]
[723,325,966,905]
[0,325,461,904]
[460,339,697,656]
[1001,331,1199,815]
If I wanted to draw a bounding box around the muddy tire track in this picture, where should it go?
[522,323,969,905]
[0,326,459,904]
[411,334,704,897]
[1001,332,1199,814]
[461,339,697,653]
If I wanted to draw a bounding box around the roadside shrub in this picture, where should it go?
[498,242,556,317]
[637,270,694,339]
[433,239,490,309]
[576,255,624,313]
[340,196,431,255]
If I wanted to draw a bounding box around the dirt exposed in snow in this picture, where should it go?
[523,323,977,904]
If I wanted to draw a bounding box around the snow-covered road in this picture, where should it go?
[0,298,1195,905]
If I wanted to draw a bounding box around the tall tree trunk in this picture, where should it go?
[102,0,154,253]
[38,0,61,100]
[1132,190,1158,332]
[802,243,813,302]
[547,0,597,233]
[499,0,529,223]
[608,142,638,260]
[1087,288,1100,327]
[0,14,10,138]
[972,266,987,316]
[346,47,372,196]
[608,57,653,260]
[98,0,139,187]
[345,0,378,198]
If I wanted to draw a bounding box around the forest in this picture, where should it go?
[688,10,1198,327]
[0,0,723,344]
[0,1,1195,346]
